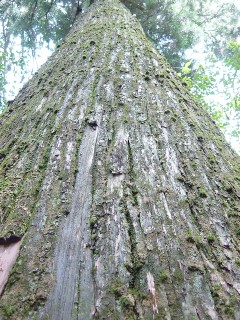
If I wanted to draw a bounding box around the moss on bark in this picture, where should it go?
[1,0,240,319]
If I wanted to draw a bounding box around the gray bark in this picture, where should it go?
[1,0,240,319]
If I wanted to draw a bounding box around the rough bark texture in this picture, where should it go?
[1,0,240,319]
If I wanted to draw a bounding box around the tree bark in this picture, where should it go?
[1,0,240,319]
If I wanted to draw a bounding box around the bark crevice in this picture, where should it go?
[1,0,240,319]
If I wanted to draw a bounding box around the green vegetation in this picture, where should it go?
[224,306,235,316]
[235,259,240,267]
[1,0,240,152]
[1,0,240,318]
[1,306,16,317]
[119,295,132,308]
[198,187,208,198]
[173,269,184,283]
[158,271,169,283]
[186,229,195,243]
[207,233,216,244]
[178,41,240,150]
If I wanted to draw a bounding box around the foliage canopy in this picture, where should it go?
[0,0,240,149]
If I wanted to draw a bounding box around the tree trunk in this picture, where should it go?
[1,0,240,319]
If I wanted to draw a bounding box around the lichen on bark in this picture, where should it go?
[1,0,240,319]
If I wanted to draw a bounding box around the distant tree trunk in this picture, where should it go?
[1,0,240,319]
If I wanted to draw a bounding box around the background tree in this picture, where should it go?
[179,40,240,150]
[1,0,240,319]
[1,0,240,149]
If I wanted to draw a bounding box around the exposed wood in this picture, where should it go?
[0,240,21,296]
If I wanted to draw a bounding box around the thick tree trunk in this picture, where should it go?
[1,0,240,319]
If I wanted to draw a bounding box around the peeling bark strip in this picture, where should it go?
[0,240,21,296]
[1,0,240,319]
[147,272,158,315]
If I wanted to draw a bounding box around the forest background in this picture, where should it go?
[0,0,240,151]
